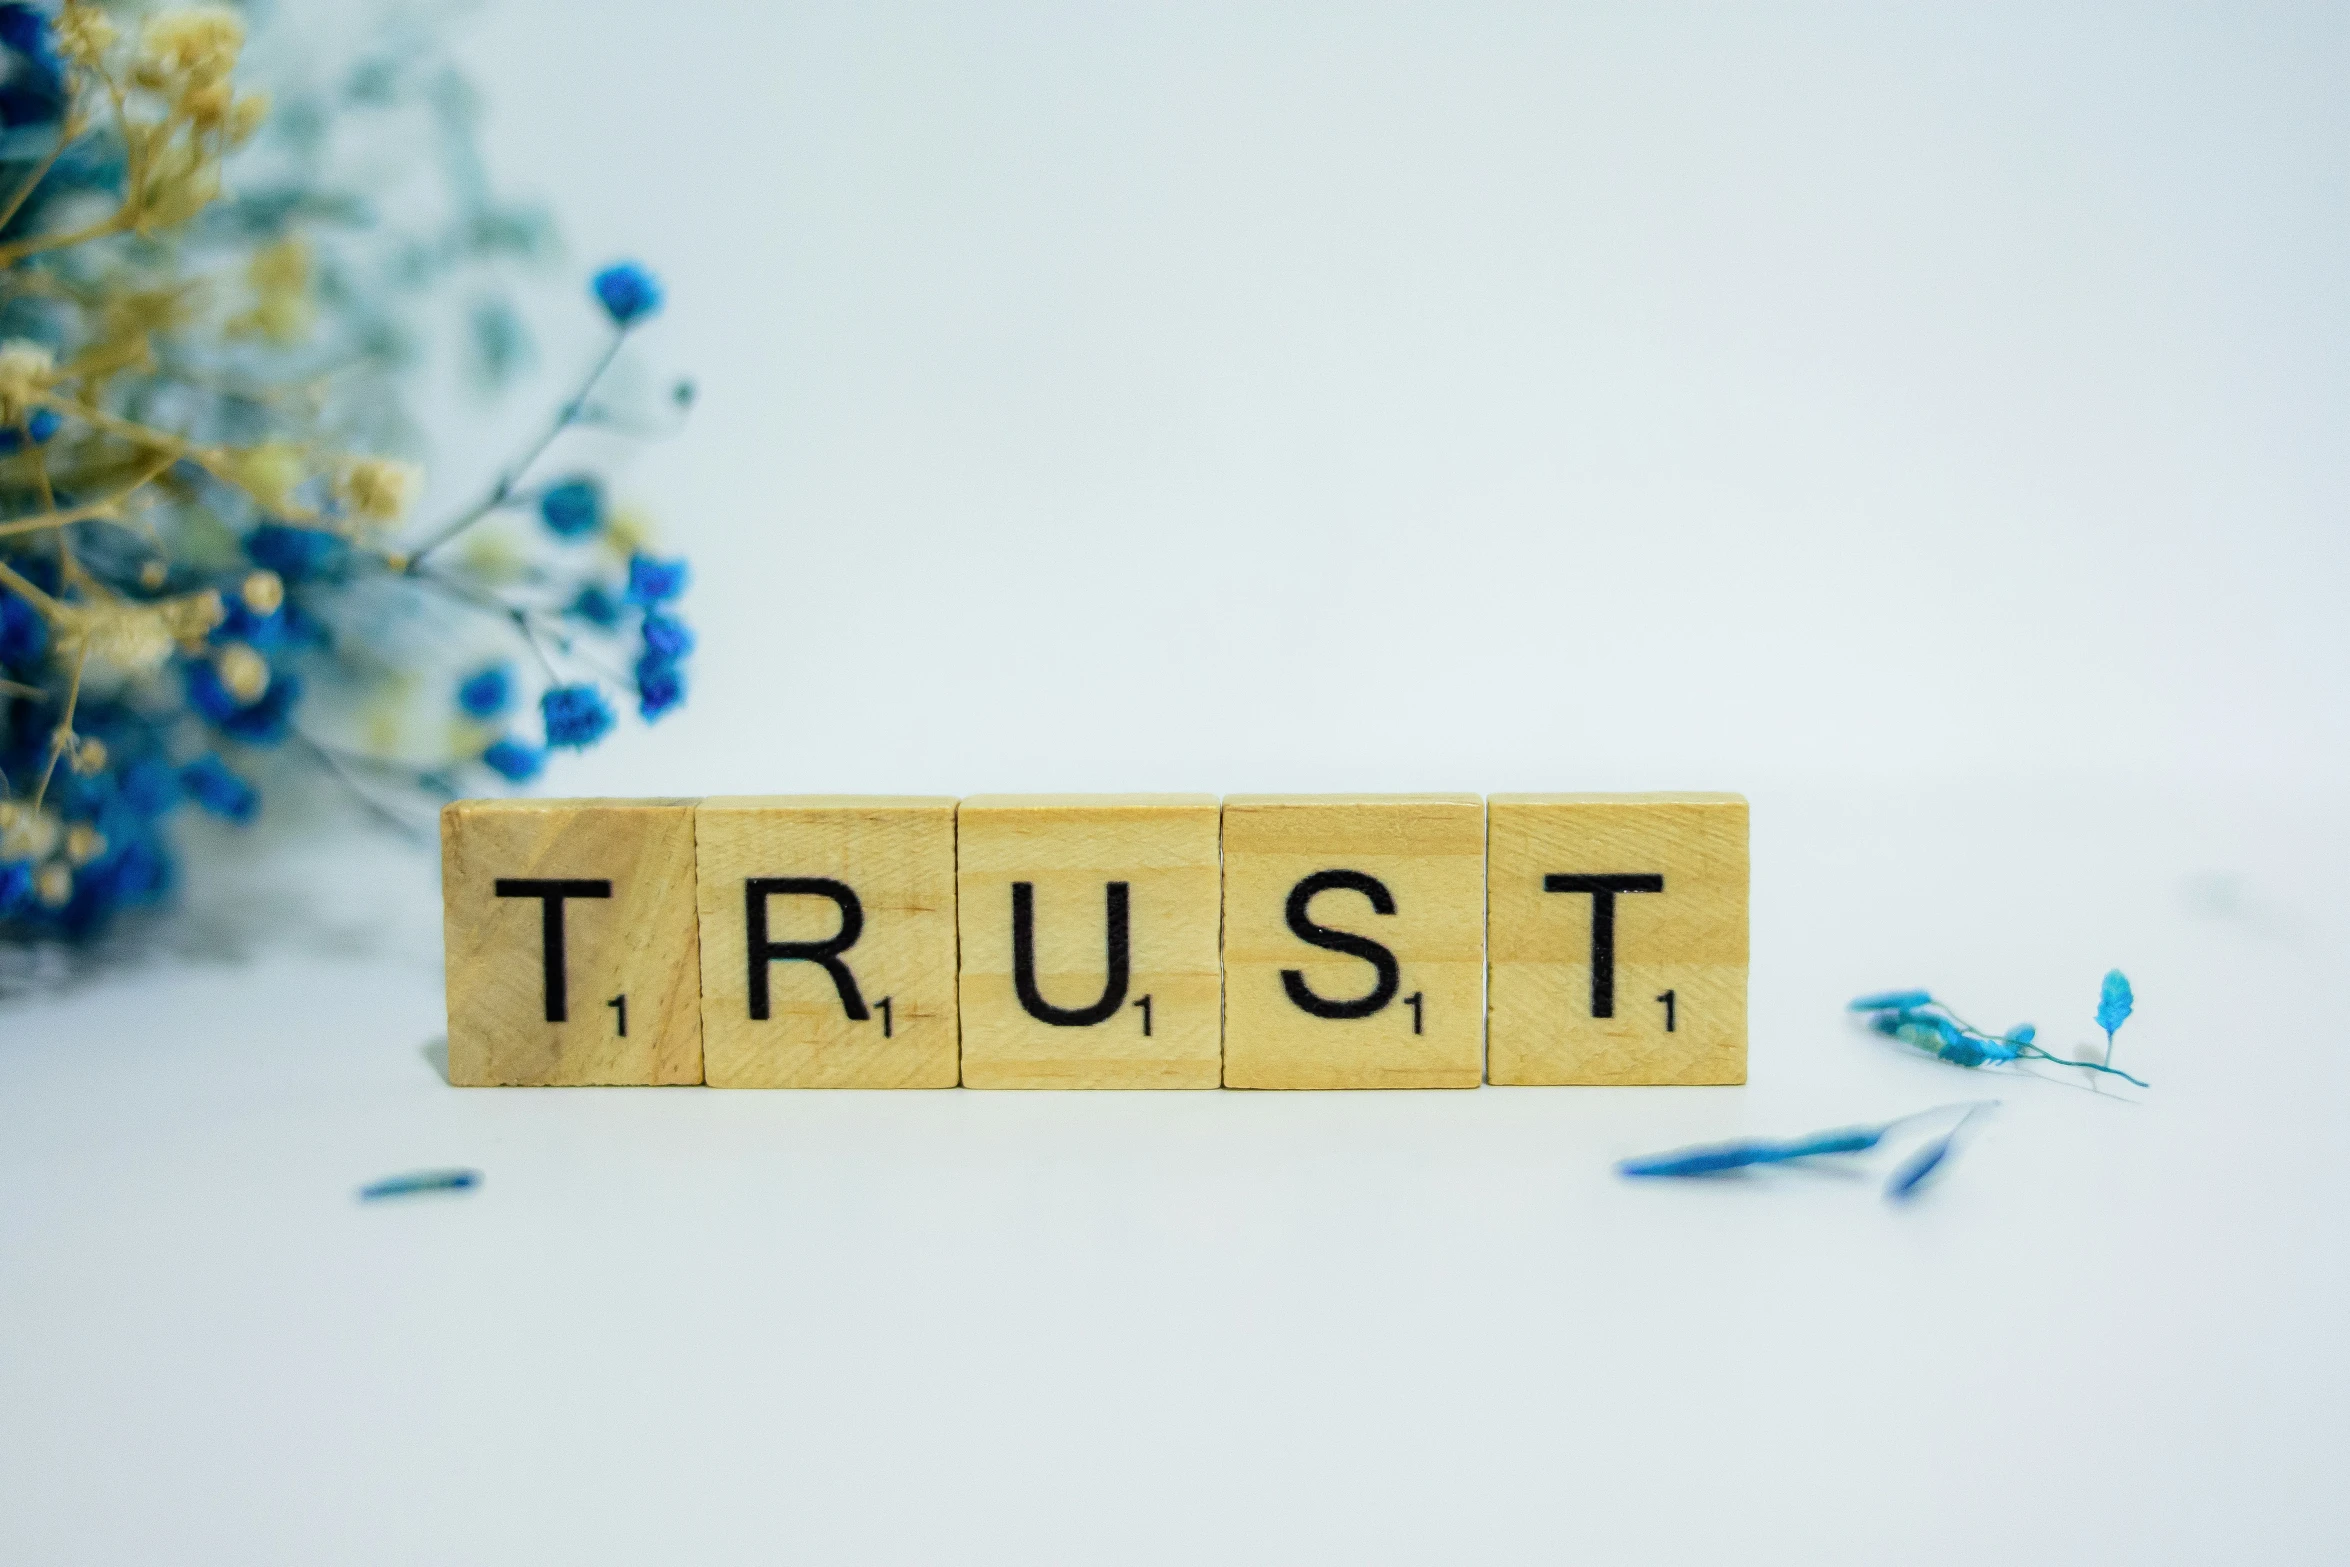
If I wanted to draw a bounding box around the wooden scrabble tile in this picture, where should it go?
[956,794,1221,1089]
[693,796,959,1089]
[1486,793,1748,1086]
[442,798,703,1086]
[1221,794,1485,1089]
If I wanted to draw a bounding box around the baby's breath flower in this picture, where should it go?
[64,824,105,865]
[34,862,72,908]
[0,801,62,863]
[53,601,176,677]
[56,5,120,67]
[138,561,168,590]
[140,7,246,91]
[214,641,270,704]
[230,238,312,345]
[0,340,57,426]
[338,457,419,527]
[158,589,225,646]
[70,736,108,775]
[222,442,306,514]
[240,570,283,615]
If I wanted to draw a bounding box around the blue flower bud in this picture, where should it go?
[244,523,349,583]
[591,262,663,327]
[567,583,622,629]
[624,553,688,606]
[639,611,694,663]
[0,408,61,453]
[180,755,258,823]
[481,737,543,783]
[456,664,513,719]
[634,652,685,721]
[540,683,614,750]
[538,476,604,539]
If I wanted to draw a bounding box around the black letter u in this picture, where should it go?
[1012,880,1130,1026]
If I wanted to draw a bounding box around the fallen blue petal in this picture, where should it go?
[1850,989,1933,1012]
[1885,1139,1953,1201]
[359,1168,481,1201]
[1618,1140,1793,1178]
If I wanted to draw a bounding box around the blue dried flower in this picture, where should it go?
[0,408,60,452]
[640,611,694,663]
[540,683,613,749]
[0,585,43,663]
[2097,970,2134,1042]
[0,858,30,915]
[118,757,177,817]
[624,553,687,606]
[634,651,684,721]
[481,737,543,782]
[457,664,513,719]
[538,476,604,539]
[0,3,64,130]
[567,583,621,628]
[1849,989,1933,1012]
[180,756,258,823]
[245,523,349,582]
[186,663,302,744]
[592,262,662,327]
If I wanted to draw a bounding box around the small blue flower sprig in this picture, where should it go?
[392,260,695,790]
[1619,1100,1996,1203]
[1850,971,2145,1089]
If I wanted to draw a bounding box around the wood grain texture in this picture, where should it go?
[1222,794,1485,1089]
[1486,793,1747,1085]
[442,798,703,1086]
[693,796,960,1089]
[956,794,1221,1089]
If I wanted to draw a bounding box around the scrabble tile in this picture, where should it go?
[957,794,1221,1089]
[1221,794,1485,1089]
[693,796,960,1088]
[1486,793,1748,1086]
[442,798,703,1086]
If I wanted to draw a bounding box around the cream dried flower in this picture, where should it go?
[240,570,284,615]
[222,441,305,514]
[140,7,245,89]
[55,4,118,67]
[0,801,62,863]
[53,601,176,677]
[0,339,56,426]
[339,457,420,527]
[214,641,269,704]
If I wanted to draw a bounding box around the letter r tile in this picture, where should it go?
[1486,793,1748,1086]
[956,795,1222,1089]
[693,796,960,1088]
[442,798,703,1086]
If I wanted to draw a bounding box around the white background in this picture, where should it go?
[4,3,2347,1562]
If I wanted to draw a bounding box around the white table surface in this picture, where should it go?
[3,782,2339,1564]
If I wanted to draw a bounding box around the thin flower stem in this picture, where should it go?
[0,556,61,613]
[291,730,433,842]
[0,453,176,540]
[29,644,88,811]
[403,327,630,568]
[0,98,88,237]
